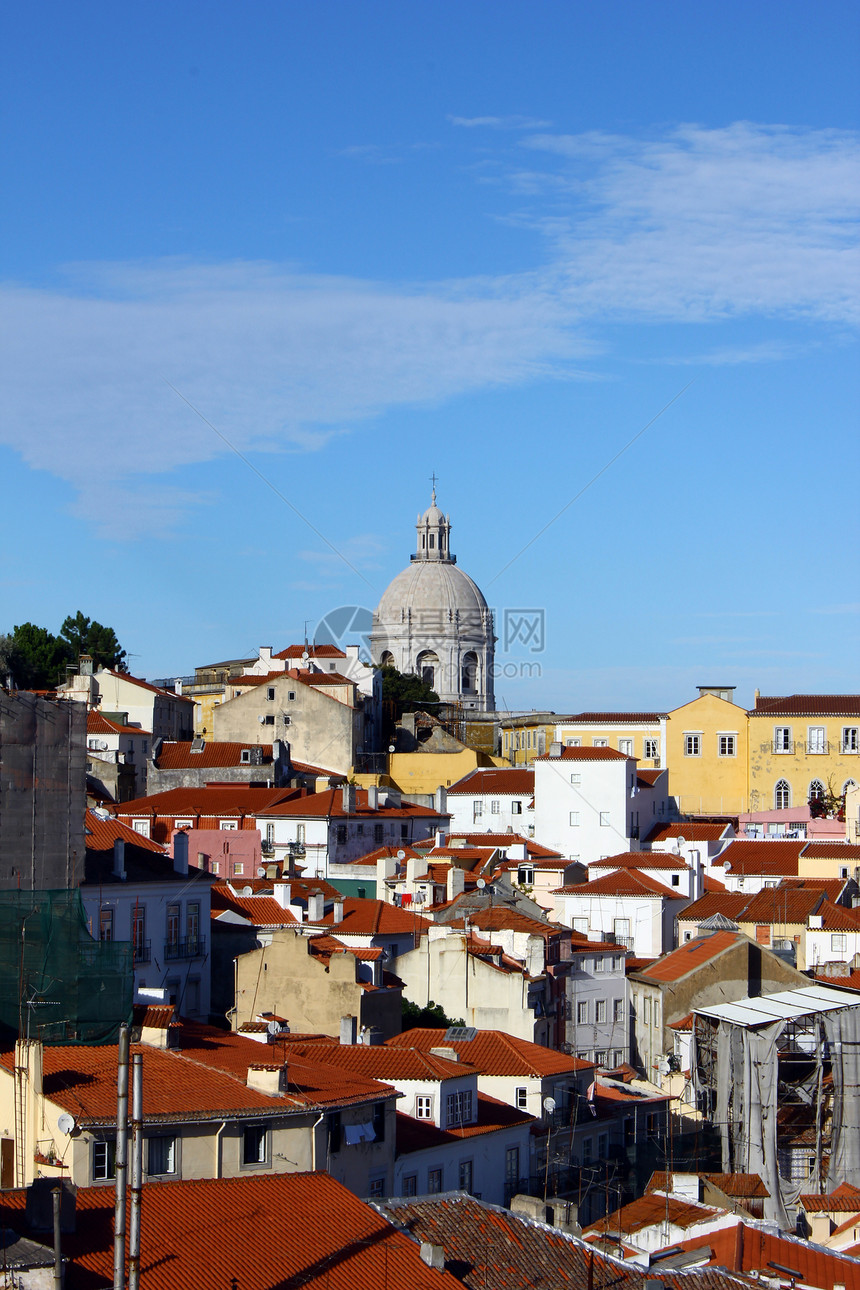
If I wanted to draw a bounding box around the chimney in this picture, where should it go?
[447,866,465,901]
[307,890,324,923]
[259,646,273,668]
[435,785,447,814]
[112,838,126,880]
[435,829,446,848]
[361,1026,383,1046]
[246,1063,287,1095]
[333,897,345,925]
[377,856,397,884]
[367,785,379,810]
[340,1015,357,1045]
[420,1244,445,1270]
[273,882,291,909]
[549,741,562,758]
[406,857,421,884]
[79,654,93,676]
[173,831,189,876]
[342,784,356,813]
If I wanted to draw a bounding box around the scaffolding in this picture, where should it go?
[0,889,133,1045]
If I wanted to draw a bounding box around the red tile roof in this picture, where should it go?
[813,901,860,932]
[386,1028,594,1076]
[752,694,860,717]
[347,844,424,867]
[720,839,806,874]
[154,740,275,768]
[283,1041,475,1081]
[634,932,743,982]
[800,1183,860,1213]
[736,885,825,925]
[648,823,732,843]
[464,907,567,938]
[0,1172,464,1290]
[318,898,432,936]
[113,785,300,818]
[210,887,298,926]
[553,870,686,899]
[559,712,666,723]
[645,1171,769,1199]
[448,769,535,795]
[803,843,860,860]
[590,851,689,870]
[536,746,630,761]
[84,808,167,856]
[275,644,347,659]
[637,769,664,787]
[678,892,751,923]
[266,788,446,820]
[87,711,149,736]
[586,1192,720,1235]
[444,832,563,859]
[669,1219,860,1289]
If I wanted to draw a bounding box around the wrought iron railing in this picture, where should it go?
[164,936,206,960]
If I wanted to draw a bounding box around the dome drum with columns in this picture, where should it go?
[371,488,495,712]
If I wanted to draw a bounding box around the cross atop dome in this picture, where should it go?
[430,471,439,505]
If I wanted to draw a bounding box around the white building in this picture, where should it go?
[533,744,670,864]
[61,658,194,740]
[371,488,495,711]
[446,768,534,834]
[551,868,686,958]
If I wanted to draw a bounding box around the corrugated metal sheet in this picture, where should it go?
[695,985,860,1027]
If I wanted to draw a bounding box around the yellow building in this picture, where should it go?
[554,712,666,767]
[499,714,558,766]
[747,694,860,814]
[664,688,750,816]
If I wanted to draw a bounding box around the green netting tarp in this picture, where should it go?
[0,890,132,1044]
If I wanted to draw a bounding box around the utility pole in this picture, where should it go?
[129,1052,143,1290]
[113,1023,130,1290]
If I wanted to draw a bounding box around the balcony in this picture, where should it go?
[165,936,206,961]
[133,940,151,965]
[771,741,794,755]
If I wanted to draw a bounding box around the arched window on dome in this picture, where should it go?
[461,652,478,693]
[422,534,426,548]
[429,534,435,549]
[774,779,791,810]
[416,650,439,691]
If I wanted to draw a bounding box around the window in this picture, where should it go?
[132,905,146,960]
[808,726,826,754]
[491,800,500,815]
[356,823,364,836]
[517,865,534,885]
[186,902,200,953]
[643,738,659,760]
[809,780,826,802]
[613,919,630,946]
[336,825,347,845]
[755,925,771,946]
[832,934,848,954]
[446,1090,473,1127]
[774,727,793,753]
[297,824,306,845]
[505,1147,519,1191]
[132,819,150,838]
[512,801,522,815]
[428,1168,443,1194]
[718,734,736,757]
[613,1049,623,1066]
[473,801,484,820]
[93,1139,116,1181]
[263,714,275,725]
[684,734,701,757]
[582,1137,593,1164]
[403,1174,418,1196]
[618,739,633,756]
[565,737,581,747]
[458,1160,473,1194]
[372,1102,386,1143]
[593,738,608,748]
[415,1096,433,1120]
[613,956,622,971]
[166,903,180,951]
[98,907,113,942]
[599,812,610,827]
[287,691,296,701]
[220,820,238,830]
[595,1050,608,1066]
[242,1124,268,1166]
[327,1112,342,1154]
[613,998,624,1023]
[569,812,580,827]
[515,1086,528,1110]
[147,1135,177,1176]
[596,1000,607,1024]
[594,956,605,973]
[368,1176,386,1198]
[843,727,859,754]
[570,773,581,786]
[232,861,244,876]
[577,1001,588,1024]
[644,997,651,1023]
[774,779,791,810]
[598,1133,609,1159]
[572,918,588,935]
[266,686,276,701]
[671,874,680,887]
[374,824,384,843]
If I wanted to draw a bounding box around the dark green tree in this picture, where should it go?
[59,612,127,672]
[379,665,439,720]
[6,623,69,689]
[401,999,465,1032]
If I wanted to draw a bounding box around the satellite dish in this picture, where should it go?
[256,867,266,877]
[676,836,686,847]
[388,744,396,753]
[57,1113,77,1135]
[267,1019,281,1037]
[396,850,406,860]
[242,885,254,897]
[542,1097,556,1114]
[476,878,486,889]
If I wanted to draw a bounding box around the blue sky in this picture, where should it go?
[1,2,857,711]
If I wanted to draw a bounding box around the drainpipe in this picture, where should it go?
[113,1022,130,1290]
[52,1185,62,1290]
[215,1121,227,1179]
[128,1053,143,1290]
[310,1111,325,1172]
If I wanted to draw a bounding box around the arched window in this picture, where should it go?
[809,780,826,802]
[461,652,478,693]
[844,779,857,797]
[380,651,395,669]
[416,650,439,690]
[428,533,435,549]
[774,779,791,810]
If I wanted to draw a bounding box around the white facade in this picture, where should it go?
[447,791,533,835]
[371,490,495,712]
[552,886,678,958]
[533,747,641,863]
[62,664,194,740]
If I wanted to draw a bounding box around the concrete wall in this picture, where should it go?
[214,674,358,774]
[0,692,86,889]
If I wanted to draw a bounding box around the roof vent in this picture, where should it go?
[190,737,205,754]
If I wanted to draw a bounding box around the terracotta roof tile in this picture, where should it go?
[444,832,563,859]
[720,839,806,874]
[669,1220,860,1289]
[737,886,825,925]
[275,644,347,659]
[210,889,298,926]
[559,711,666,723]
[284,1041,476,1081]
[154,740,274,769]
[678,892,750,923]
[0,1172,464,1290]
[553,870,686,900]
[113,786,300,818]
[648,823,732,843]
[386,1028,594,1076]
[316,899,431,935]
[586,1192,721,1236]
[266,788,446,820]
[751,694,860,717]
[448,769,535,795]
[396,1093,533,1151]
[802,843,860,860]
[635,932,743,982]
[87,711,150,736]
[84,809,167,856]
[536,746,630,761]
[800,1183,860,1213]
[590,851,690,870]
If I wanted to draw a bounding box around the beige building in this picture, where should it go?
[232,928,403,1039]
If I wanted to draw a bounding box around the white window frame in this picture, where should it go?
[593,738,608,748]
[774,779,791,810]
[717,733,737,758]
[684,733,701,757]
[843,727,859,754]
[415,1096,433,1120]
[773,726,793,754]
[569,812,580,827]
[618,738,633,756]
[807,726,827,755]
[599,811,610,827]
[643,738,659,760]
[515,1086,528,1110]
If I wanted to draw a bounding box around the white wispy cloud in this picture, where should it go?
[1,122,856,535]
[448,115,552,130]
